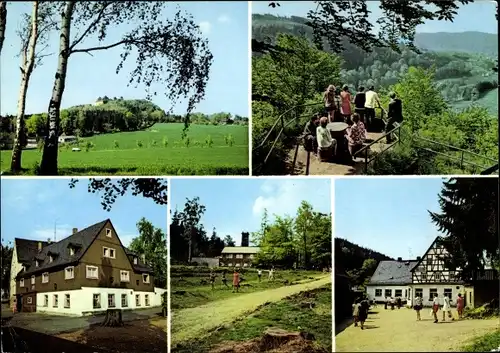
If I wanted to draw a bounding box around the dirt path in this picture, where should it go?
[171,275,331,346]
[336,307,499,352]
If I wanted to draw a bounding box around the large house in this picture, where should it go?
[220,247,259,268]
[366,236,498,308]
[12,219,166,316]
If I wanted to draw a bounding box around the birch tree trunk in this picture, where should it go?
[39,1,75,175]
[0,1,6,55]
[11,1,39,172]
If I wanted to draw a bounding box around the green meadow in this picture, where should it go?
[1,123,249,175]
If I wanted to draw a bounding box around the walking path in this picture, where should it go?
[171,275,331,345]
[336,307,499,352]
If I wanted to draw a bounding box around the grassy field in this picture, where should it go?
[170,266,325,310]
[1,123,249,175]
[462,329,500,352]
[172,285,332,353]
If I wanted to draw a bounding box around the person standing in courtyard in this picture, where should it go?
[358,298,369,330]
[432,295,440,323]
[414,294,423,321]
[384,296,388,310]
[442,295,452,321]
[221,271,229,288]
[456,293,464,320]
[232,269,240,293]
[390,297,395,310]
[352,299,360,327]
[257,269,262,282]
[353,86,366,124]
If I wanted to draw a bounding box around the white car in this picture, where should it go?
[71,147,81,152]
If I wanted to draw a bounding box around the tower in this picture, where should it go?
[241,232,249,247]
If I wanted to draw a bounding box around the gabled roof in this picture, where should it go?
[17,220,109,277]
[221,246,260,254]
[410,236,442,272]
[368,260,419,285]
[14,238,49,263]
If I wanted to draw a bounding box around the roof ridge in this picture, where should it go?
[43,219,109,251]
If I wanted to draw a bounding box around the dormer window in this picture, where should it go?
[142,274,150,284]
[49,256,53,263]
[31,275,35,285]
[106,228,112,237]
[35,260,39,267]
[133,257,138,265]
[69,247,75,256]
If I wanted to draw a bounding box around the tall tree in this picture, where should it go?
[294,201,314,269]
[1,240,13,295]
[223,235,235,247]
[0,1,6,55]
[429,177,499,279]
[11,2,56,172]
[40,1,213,175]
[254,215,296,268]
[179,197,206,263]
[69,178,168,211]
[129,218,168,288]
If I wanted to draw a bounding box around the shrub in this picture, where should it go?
[184,136,190,148]
[163,137,169,147]
[114,140,119,149]
[151,139,157,147]
[205,135,213,148]
[136,140,143,148]
[84,141,94,152]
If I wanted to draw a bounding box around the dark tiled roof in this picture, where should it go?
[17,220,109,277]
[133,263,154,274]
[368,260,418,285]
[14,238,49,263]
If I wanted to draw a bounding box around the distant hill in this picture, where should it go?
[335,238,393,273]
[414,31,498,57]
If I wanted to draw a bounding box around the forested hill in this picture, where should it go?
[414,31,498,57]
[253,14,498,57]
[335,238,393,273]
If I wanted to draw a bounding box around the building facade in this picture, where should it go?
[14,219,166,316]
[220,246,259,268]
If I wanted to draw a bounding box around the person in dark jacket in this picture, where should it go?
[353,86,366,124]
[303,114,320,153]
[385,92,403,143]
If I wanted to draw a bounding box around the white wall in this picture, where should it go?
[36,287,162,316]
[366,285,411,303]
[409,284,465,307]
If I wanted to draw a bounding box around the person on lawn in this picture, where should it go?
[268,267,274,281]
[414,294,423,321]
[209,270,216,290]
[442,295,453,321]
[232,269,240,293]
[456,293,464,320]
[221,271,229,288]
[358,298,369,330]
[432,295,440,323]
[257,269,262,282]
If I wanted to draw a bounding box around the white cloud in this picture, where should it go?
[198,21,212,34]
[252,179,331,220]
[217,14,231,23]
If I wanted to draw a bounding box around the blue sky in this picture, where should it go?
[335,178,449,260]
[1,2,249,116]
[1,178,167,248]
[170,178,331,245]
[252,1,498,34]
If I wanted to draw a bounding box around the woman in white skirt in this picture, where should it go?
[442,295,452,321]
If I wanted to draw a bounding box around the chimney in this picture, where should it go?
[72,228,78,234]
[397,257,402,262]
[417,256,421,261]
[38,242,42,251]
[241,232,249,247]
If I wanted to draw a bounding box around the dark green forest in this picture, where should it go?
[0,97,248,149]
[252,13,498,175]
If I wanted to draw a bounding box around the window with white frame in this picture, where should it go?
[44,295,48,307]
[108,294,115,308]
[395,289,402,297]
[135,294,141,306]
[415,288,423,298]
[375,289,382,297]
[31,275,35,285]
[228,263,232,267]
[35,260,39,267]
[27,297,32,304]
[86,265,98,279]
[429,288,438,300]
[69,247,75,256]
[105,228,112,237]
[65,266,74,280]
[20,278,24,287]
[120,270,130,282]
[103,247,116,259]
[93,294,101,309]
[145,294,150,306]
[121,294,128,307]
[42,272,49,283]
[133,257,138,264]
[226,254,233,259]
[142,274,150,283]
[64,294,70,308]
[384,289,392,297]
[250,254,254,259]
[444,288,452,299]
[53,294,58,307]
[236,254,243,259]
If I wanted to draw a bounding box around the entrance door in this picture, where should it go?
[16,294,22,312]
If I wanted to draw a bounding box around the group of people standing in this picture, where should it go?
[208,267,276,293]
[304,84,403,163]
[413,293,465,323]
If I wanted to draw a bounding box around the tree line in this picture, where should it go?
[169,197,237,264]
[252,201,332,270]
[0,1,213,174]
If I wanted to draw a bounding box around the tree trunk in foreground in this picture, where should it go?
[101,309,124,327]
[40,1,74,175]
[11,1,39,172]
[0,1,6,56]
